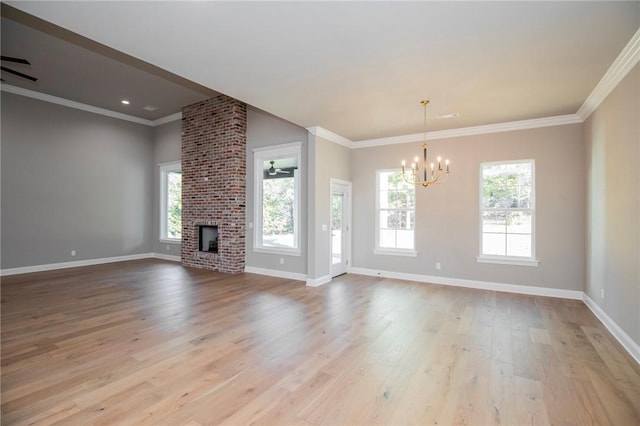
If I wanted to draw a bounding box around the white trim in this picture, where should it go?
[583,293,640,365]
[348,267,583,300]
[252,141,304,154]
[577,27,640,121]
[253,247,301,257]
[477,256,540,267]
[253,142,303,254]
[0,253,153,276]
[1,84,182,127]
[152,253,181,262]
[374,248,418,257]
[153,112,182,126]
[244,266,306,282]
[330,178,352,278]
[306,275,331,287]
[159,238,181,244]
[307,126,354,149]
[353,114,582,148]
[1,84,154,125]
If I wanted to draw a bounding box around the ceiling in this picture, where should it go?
[2,2,639,141]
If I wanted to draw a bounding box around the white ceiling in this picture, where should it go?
[3,1,639,141]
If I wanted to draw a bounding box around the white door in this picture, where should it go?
[330,180,351,278]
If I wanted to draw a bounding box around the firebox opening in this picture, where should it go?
[198,225,218,253]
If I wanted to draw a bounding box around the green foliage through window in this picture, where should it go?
[262,177,294,236]
[166,171,182,239]
[480,161,533,258]
[377,170,415,250]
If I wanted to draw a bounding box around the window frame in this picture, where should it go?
[159,161,182,243]
[374,168,417,257]
[477,159,539,266]
[252,142,303,256]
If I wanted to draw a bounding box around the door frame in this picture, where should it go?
[329,178,352,278]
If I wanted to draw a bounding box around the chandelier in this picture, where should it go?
[401,100,450,187]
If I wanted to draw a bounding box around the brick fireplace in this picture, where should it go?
[181,95,246,273]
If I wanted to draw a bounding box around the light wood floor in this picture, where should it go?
[1,260,639,425]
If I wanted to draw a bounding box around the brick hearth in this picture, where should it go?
[181,95,246,273]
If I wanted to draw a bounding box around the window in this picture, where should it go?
[479,160,538,266]
[160,162,181,242]
[375,169,416,256]
[253,142,302,255]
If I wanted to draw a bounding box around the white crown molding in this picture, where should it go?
[1,84,181,127]
[244,266,306,282]
[577,27,640,121]
[1,84,155,126]
[583,293,640,365]
[353,114,583,148]
[307,126,354,149]
[153,112,182,126]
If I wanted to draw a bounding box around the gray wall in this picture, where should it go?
[307,136,351,280]
[351,123,585,291]
[245,107,309,274]
[152,120,182,257]
[585,63,639,346]
[1,93,154,268]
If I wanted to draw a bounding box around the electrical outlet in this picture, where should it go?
[71,250,76,257]
[601,288,605,299]
[436,262,441,270]
[166,245,170,251]
[280,258,284,265]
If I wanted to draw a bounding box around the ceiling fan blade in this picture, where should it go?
[1,66,38,82]
[1,56,31,65]
[276,169,291,174]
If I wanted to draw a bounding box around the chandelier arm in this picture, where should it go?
[399,99,450,189]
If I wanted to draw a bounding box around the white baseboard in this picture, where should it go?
[0,253,154,276]
[0,252,185,276]
[244,266,306,282]
[152,253,181,262]
[583,293,640,365]
[306,274,331,287]
[348,267,583,300]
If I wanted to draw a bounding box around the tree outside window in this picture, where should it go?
[480,161,534,259]
[376,169,416,253]
[160,162,181,241]
[253,142,302,255]
[166,170,182,239]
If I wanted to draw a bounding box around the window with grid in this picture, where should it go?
[479,160,537,265]
[160,162,182,242]
[375,169,416,255]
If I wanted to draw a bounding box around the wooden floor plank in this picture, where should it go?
[1,259,639,425]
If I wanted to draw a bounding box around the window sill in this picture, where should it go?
[254,247,301,257]
[477,256,540,267]
[374,248,417,257]
[160,238,181,244]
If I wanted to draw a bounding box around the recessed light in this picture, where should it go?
[143,105,159,111]
[436,112,460,120]
[121,100,130,105]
